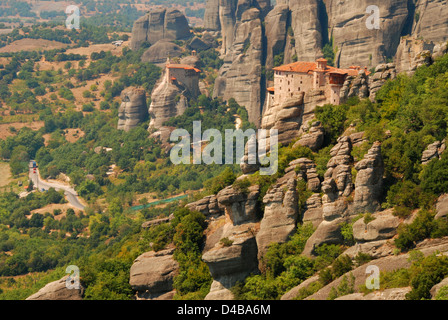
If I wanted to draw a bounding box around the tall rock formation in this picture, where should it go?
[256,178,299,268]
[288,0,323,62]
[130,8,191,51]
[117,87,148,132]
[202,184,260,300]
[353,142,384,213]
[412,0,448,43]
[213,7,265,125]
[325,0,409,68]
[148,76,189,130]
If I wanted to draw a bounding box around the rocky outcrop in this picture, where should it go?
[213,7,264,126]
[148,72,189,130]
[187,36,213,52]
[395,37,435,75]
[185,195,225,217]
[353,142,384,214]
[141,215,173,229]
[286,158,321,193]
[203,183,261,300]
[141,40,182,64]
[422,139,446,165]
[336,287,411,300]
[301,194,323,228]
[302,137,354,256]
[129,248,179,300]
[216,184,260,225]
[352,210,400,243]
[202,221,259,300]
[117,87,148,132]
[304,237,448,300]
[435,194,448,220]
[431,277,448,299]
[412,0,448,44]
[130,8,191,51]
[264,4,289,70]
[292,121,325,152]
[326,0,409,68]
[256,178,299,266]
[261,93,304,146]
[369,63,397,101]
[340,70,370,103]
[26,275,84,300]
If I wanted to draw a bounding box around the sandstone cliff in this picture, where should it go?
[148,69,195,130]
[130,8,191,51]
[117,87,148,132]
[213,7,265,125]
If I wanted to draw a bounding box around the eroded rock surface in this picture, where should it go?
[117,87,148,132]
[129,248,179,300]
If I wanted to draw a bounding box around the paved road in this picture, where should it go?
[29,165,86,210]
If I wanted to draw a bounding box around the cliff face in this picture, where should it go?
[325,0,409,68]
[413,0,448,43]
[213,7,265,125]
[148,74,189,130]
[117,87,148,132]
[130,8,191,51]
[205,0,448,127]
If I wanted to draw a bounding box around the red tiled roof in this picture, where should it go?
[167,63,201,73]
[267,87,275,92]
[273,61,369,77]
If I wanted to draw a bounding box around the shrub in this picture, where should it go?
[219,237,233,247]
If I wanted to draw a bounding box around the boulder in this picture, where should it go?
[343,239,394,260]
[187,36,212,51]
[117,87,148,131]
[352,210,400,242]
[302,219,344,256]
[26,275,84,300]
[292,121,325,152]
[129,248,179,300]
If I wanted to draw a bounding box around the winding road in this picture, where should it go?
[29,162,86,210]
